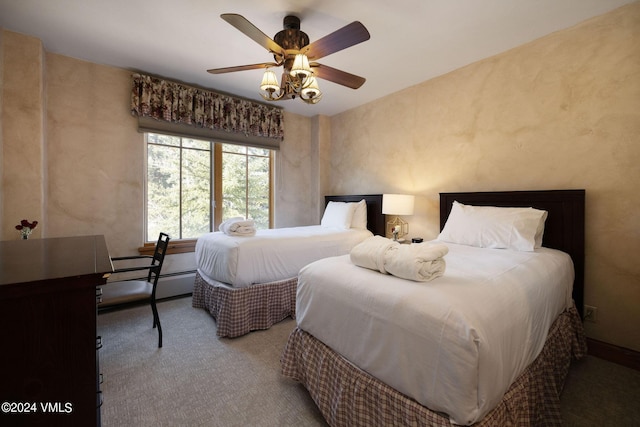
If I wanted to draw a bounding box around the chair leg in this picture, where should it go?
[150,300,162,348]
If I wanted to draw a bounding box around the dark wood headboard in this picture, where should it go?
[325,194,386,237]
[440,190,585,318]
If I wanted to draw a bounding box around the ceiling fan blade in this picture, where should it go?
[207,63,279,74]
[311,63,366,89]
[221,14,285,56]
[303,21,370,61]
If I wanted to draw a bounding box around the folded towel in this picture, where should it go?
[351,237,448,282]
[219,217,256,236]
[350,235,399,274]
[384,243,448,282]
[219,217,243,233]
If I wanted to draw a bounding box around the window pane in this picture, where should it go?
[147,144,180,240]
[148,133,180,147]
[248,146,270,157]
[222,144,246,154]
[222,152,247,220]
[182,148,211,237]
[182,138,209,150]
[248,155,270,229]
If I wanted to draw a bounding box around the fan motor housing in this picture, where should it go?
[274,15,309,50]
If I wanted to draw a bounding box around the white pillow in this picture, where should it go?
[321,201,356,229]
[438,201,548,251]
[350,199,368,229]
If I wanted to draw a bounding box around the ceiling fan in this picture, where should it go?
[207,14,370,104]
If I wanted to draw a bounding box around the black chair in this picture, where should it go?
[99,232,170,348]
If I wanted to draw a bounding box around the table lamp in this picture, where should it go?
[382,194,415,241]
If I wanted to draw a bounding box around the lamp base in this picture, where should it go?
[387,217,408,241]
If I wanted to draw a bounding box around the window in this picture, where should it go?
[145,133,272,243]
[220,144,271,230]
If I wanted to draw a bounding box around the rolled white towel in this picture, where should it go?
[350,235,399,274]
[384,243,448,282]
[219,217,243,234]
[219,217,256,236]
[228,220,256,236]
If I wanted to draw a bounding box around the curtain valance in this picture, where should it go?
[130,73,284,148]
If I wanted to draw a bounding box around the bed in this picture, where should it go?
[192,194,386,338]
[281,189,587,426]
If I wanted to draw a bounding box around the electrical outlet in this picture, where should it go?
[584,305,598,323]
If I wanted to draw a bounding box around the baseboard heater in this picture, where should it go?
[155,271,196,300]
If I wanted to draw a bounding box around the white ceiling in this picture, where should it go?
[0,0,634,117]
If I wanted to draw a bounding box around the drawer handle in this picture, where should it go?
[96,336,103,350]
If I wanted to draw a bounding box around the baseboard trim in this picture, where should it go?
[587,338,640,371]
[157,293,192,302]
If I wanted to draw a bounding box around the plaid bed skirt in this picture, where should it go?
[192,271,297,338]
[281,304,587,427]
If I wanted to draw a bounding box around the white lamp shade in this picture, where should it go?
[301,76,321,99]
[382,194,415,215]
[290,53,312,79]
[260,69,280,91]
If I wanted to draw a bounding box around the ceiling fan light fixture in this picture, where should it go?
[290,53,312,80]
[212,13,369,105]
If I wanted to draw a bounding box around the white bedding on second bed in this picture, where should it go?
[195,225,373,287]
[296,242,574,425]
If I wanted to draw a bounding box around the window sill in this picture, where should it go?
[138,239,196,255]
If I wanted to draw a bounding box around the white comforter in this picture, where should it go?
[296,242,574,425]
[195,225,373,288]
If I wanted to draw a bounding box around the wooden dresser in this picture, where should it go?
[0,235,112,427]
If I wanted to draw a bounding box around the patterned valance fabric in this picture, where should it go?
[130,73,284,142]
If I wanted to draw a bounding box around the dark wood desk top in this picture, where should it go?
[0,235,113,286]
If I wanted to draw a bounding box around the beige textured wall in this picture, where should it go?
[43,52,201,273]
[1,31,45,239]
[330,4,640,351]
[271,113,332,227]
[45,54,142,253]
[312,115,333,221]
[274,112,315,227]
[0,30,3,231]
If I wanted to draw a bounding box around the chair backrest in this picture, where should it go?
[147,232,170,286]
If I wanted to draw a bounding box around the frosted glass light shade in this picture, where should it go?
[260,69,280,92]
[301,76,321,99]
[289,54,312,79]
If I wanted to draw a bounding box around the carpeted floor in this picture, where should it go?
[97,296,640,426]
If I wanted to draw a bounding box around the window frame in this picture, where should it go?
[215,144,274,231]
[141,133,273,254]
